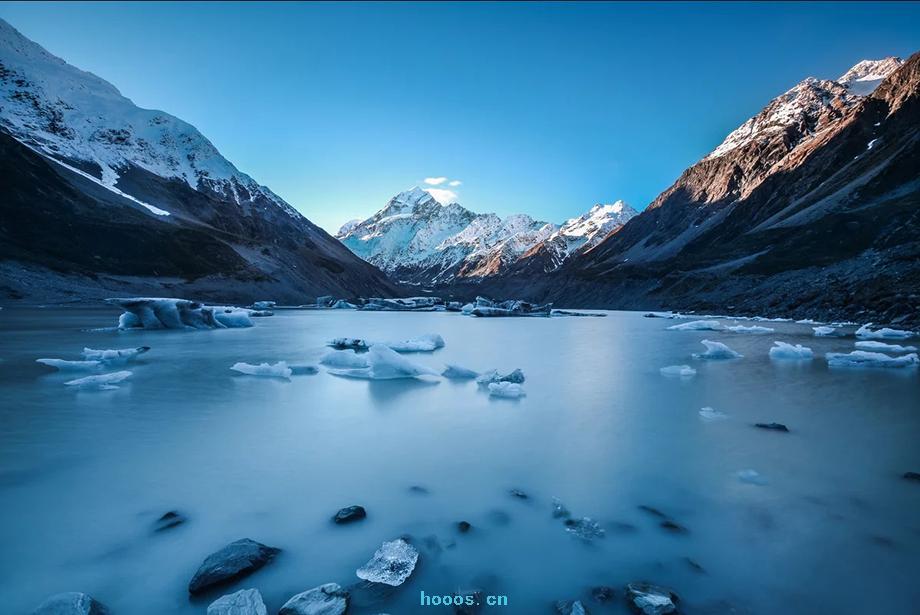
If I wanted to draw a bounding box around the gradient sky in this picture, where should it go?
[1,2,918,232]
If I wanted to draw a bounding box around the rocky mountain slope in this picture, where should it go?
[495,54,920,325]
[0,18,395,304]
[337,188,635,285]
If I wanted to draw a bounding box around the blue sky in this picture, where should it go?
[1,2,918,232]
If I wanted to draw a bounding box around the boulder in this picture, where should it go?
[207,589,267,615]
[152,510,186,532]
[754,422,789,432]
[32,593,108,615]
[457,521,472,533]
[333,505,367,524]
[188,538,280,595]
[625,583,679,615]
[279,583,348,615]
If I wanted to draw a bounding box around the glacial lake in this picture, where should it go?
[0,307,918,614]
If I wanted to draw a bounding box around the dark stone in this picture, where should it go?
[591,586,616,603]
[684,557,706,573]
[341,580,397,609]
[32,592,109,615]
[903,471,920,481]
[457,521,472,533]
[408,485,430,494]
[555,600,589,614]
[333,505,367,524]
[754,422,789,432]
[625,582,680,614]
[660,520,689,534]
[509,488,528,499]
[188,538,281,595]
[637,505,668,519]
[153,510,186,532]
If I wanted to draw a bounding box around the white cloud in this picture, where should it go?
[424,188,458,204]
[448,180,462,187]
[424,176,448,185]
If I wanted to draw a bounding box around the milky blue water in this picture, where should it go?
[1,308,918,614]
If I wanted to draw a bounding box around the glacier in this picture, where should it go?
[329,333,445,353]
[82,346,150,362]
[699,407,729,421]
[813,326,839,337]
[36,358,102,371]
[726,324,774,334]
[320,350,369,369]
[660,365,697,378]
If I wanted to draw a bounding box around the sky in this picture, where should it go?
[1,2,918,233]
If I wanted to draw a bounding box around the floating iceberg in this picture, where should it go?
[251,301,276,310]
[36,358,102,371]
[230,361,292,379]
[736,469,767,485]
[660,365,696,377]
[813,326,839,337]
[290,364,319,375]
[488,382,526,398]
[796,319,823,325]
[699,407,728,421]
[328,345,438,380]
[107,298,254,329]
[469,296,552,317]
[476,368,526,386]
[693,340,743,360]
[666,320,724,331]
[82,346,150,362]
[460,303,475,315]
[769,341,814,360]
[551,309,606,317]
[355,538,419,586]
[64,370,132,390]
[442,364,479,379]
[328,334,445,353]
[320,350,369,369]
[360,297,443,311]
[825,351,919,369]
[854,341,918,353]
[328,337,369,351]
[726,324,774,334]
[855,323,915,340]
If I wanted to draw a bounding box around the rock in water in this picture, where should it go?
[624,583,679,614]
[207,589,267,615]
[32,593,108,615]
[457,521,472,533]
[555,600,589,614]
[903,471,920,482]
[152,510,186,532]
[564,517,606,540]
[591,586,615,603]
[754,422,789,432]
[279,583,348,615]
[188,538,281,595]
[356,539,419,586]
[333,505,367,524]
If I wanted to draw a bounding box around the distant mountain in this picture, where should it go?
[337,187,635,285]
[0,18,394,303]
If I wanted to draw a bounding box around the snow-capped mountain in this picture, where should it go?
[0,18,394,303]
[337,188,634,284]
[837,57,905,95]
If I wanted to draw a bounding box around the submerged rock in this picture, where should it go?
[279,583,348,615]
[625,583,679,615]
[356,538,419,586]
[754,422,789,432]
[207,589,267,615]
[659,520,689,534]
[564,517,606,541]
[551,497,571,519]
[442,364,479,379]
[903,471,920,482]
[32,592,108,615]
[509,488,529,500]
[408,485,430,494]
[188,538,281,595]
[457,521,472,533]
[333,505,367,524]
[152,510,186,532]
[555,599,589,614]
[591,586,615,603]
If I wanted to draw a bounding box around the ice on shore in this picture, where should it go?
[230,361,292,379]
[442,364,479,379]
[769,341,814,360]
[826,351,919,369]
[320,350,369,369]
[813,326,838,337]
[108,298,254,329]
[726,324,774,334]
[699,407,728,421]
[327,345,438,380]
[488,382,526,398]
[693,340,743,360]
[854,341,918,353]
[667,320,724,331]
[660,365,696,377]
[64,370,132,390]
[855,323,915,340]
[476,368,526,386]
[355,538,419,586]
[36,358,102,371]
[82,346,150,362]
[329,334,445,353]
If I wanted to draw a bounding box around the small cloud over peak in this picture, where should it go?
[448,180,462,187]
[424,176,448,185]
[424,188,458,204]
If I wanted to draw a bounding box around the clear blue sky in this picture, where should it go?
[1,2,918,232]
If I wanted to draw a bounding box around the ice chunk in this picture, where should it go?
[331,299,357,309]
[660,365,696,377]
[385,333,445,352]
[442,364,479,379]
[360,297,443,311]
[355,538,419,586]
[290,364,319,375]
[564,517,605,540]
[107,298,253,329]
[476,368,525,386]
[666,320,724,331]
[320,350,369,369]
[551,497,571,519]
[769,341,814,360]
[736,469,767,485]
[460,303,475,315]
[251,301,276,310]
[796,319,823,325]
[726,324,774,334]
[813,326,838,337]
[230,361,292,379]
[64,370,132,390]
[854,341,917,353]
[328,345,438,380]
[488,382,526,398]
[699,407,728,421]
[693,340,743,360]
[328,337,369,351]
[855,323,915,340]
[826,351,919,369]
[469,296,552,317]
[278,583,346,615]
[81,346,150,362]
[36,358,102,371]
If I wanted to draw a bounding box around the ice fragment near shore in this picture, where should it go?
[813,326,838,337]
[328,345,438,380]
[230,362,292,379]
[82,346,150,362]
[667,320,724,331]
[769,341,814,360]
[693,340,743,360]
[65,370,132,390]
[476,368,525,386]
[660,365,696,377]
[826,351,919,369]
[726,324,774,334]
[36,358,102,371]
[355,538,419,586]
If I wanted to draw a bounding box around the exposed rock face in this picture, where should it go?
[187,538,281,595]
[207,589,267,615]
[279,583,348,615]
[0,18,395,304]
[32,593,108,615]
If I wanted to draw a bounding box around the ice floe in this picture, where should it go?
[327,345,438,380]
[108,298,253,329]
[699,407,728,421]
[230,361,292,379]
[355,538,419,586]
[854,341,918,353]
[329,334,445,353]
[855,323,915,340]
[442,364,479,379]
[290,364,319,375]
[488,382,526,399]
[813,326,839,337]
[328,337,369,351]
[360,297,442,312]
[468,296,552,317]
[667,320,724,331]
[82,346,150,362]
[693,340,743,360]
[726,324,774,334]
[36,358,102,371]
[64,370,132,390]
[769,341,814,360]
[825,351,919,369]
[660,365,697,378]
[251,301,276,310]
[320,350,369,369]
[476,368,526,386]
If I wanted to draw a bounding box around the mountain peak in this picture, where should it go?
[837,57,904,95]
